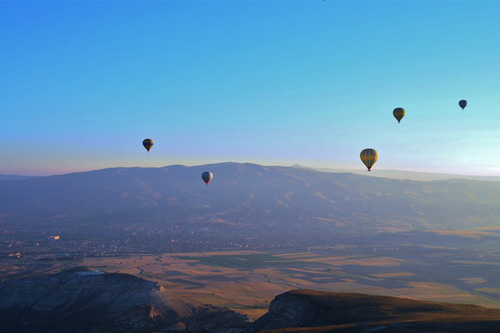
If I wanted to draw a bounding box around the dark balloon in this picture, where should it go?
[459,100,467,110]
[393,107,405,123]
[143,139,154,152]
[201,171,213,185]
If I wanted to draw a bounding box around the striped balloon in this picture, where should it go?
[360,148,378,171]
[143,139,154,152]
[393,107,405,123]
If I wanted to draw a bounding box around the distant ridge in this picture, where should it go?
[0,174,37,181]
[306,166,500,182]
[6,163,498,182]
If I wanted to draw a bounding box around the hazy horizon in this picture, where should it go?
[4,161,500,180]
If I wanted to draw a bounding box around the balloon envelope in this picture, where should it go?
[202,171,213,184]
[393,107,405,123]
[459,100,467,110]
[360,148,378,171]
[143,139,154,152]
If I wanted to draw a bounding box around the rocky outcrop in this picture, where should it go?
[0,267,249,332]
[247,289,500,332]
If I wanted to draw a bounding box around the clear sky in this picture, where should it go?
[1,1,500,176]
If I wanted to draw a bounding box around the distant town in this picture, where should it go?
[2,222,496,267]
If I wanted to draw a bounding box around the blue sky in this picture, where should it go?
[1,1,500,176]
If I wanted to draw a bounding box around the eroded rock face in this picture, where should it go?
[247,290,330,332]
[0,267,178,332]
[0,267,249,333]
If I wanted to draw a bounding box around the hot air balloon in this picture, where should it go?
[143,139,154,152]
[393,107,405,123]
[201,171,213,185]
[459,100,467,110]
[360,148,378,171]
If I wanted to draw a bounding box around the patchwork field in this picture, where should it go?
[72,249,500,319]
[4,248,500,320]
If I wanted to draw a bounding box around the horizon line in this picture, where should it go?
[3,162,500,180]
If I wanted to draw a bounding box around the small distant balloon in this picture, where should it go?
[360,148,378,171]
[459,100,467,110]
[143,139,154,152]
[201,171,213,185]
[393,107,405,123]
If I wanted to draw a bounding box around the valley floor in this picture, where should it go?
[3,246,500,321]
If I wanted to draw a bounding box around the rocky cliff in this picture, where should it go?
[248,289,500,332]
[0,267,249,332]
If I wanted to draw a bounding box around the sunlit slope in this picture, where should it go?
[1,163,500,232]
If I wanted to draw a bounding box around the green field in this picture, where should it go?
[176,254,302,267]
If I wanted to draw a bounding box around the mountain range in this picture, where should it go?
[1,163,500,236]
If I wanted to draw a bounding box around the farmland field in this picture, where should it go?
[75,249,500,319]
[3,248,500,320]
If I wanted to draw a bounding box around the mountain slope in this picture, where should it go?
[1,163,500,234]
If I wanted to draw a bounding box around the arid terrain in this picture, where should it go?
[4,246,500,322]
